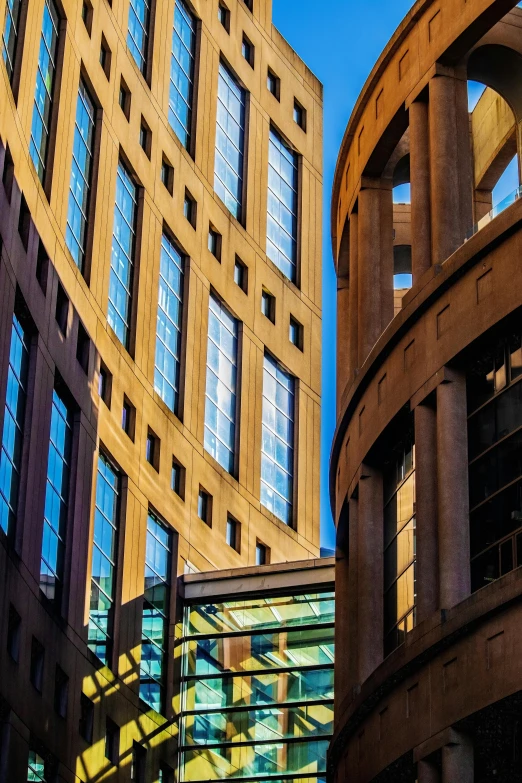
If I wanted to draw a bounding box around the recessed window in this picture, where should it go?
[289,316,303,350]
[54,665,68,718]
[119,77,131,119]
[234,255,248,293]
[79,694,94,744]
[30,637,45,692]
[131,742,147,783]
[7,605,21,662]
[2,144,14,202]
[208,226,222,260]
[243,0,253,10]
[55,283,69,336]
[198,488,212,526]
[139,116,151,158]
[161,156,174,194]
[218,2,230,31]
[100,35,112,78]
[261,289,275,323]
[267,69,280,100]
[255,541,269,565]
[171,458,185,499]
[105,718,120,765]
[160,765,174,783]
[82,0,93,34]
[293,99,306,131]
[36,240,49,294]
[127,0,151,76]
[18,194,30,251]
[98,362,112,408]
[226,515,241,552]
[146,428,160,471]
[215,62,246,222]
[242,34,254,67]
[169,0,197,150]
[122,396,136,441]
[76,321,90,374]
[184,189,196,228]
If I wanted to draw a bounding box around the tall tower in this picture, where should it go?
[0,0,323,778]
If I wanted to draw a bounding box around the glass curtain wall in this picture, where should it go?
[179,591,334,783]
[30,0,60,182]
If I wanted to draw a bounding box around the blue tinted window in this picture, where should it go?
[169,0,196,149]
[66,80,95,273]
[214,62,246,220]
[30,0,60,182]
[204,294,238,474]
[108,161,138,349]
[261,353,295,525]
[0,314,29,537]
[154,234,184,413]
[267,128,298,282]
[40,388,73,604]
[2,0,22,82]
[140,511,172,713]
[88,454,120,665]
[127,0,150,75]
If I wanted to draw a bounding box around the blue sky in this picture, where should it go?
[272,0,415,549]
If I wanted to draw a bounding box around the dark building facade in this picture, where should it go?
[330,0,522,781]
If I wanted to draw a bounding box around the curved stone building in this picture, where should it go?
[331,0,522,780]
[0,0,323,778]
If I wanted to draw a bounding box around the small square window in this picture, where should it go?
[184,189,196,228]
[172,458,185,499]
[54,665,69,719]
[98,362,112,408]
[100,36,111,79]
[30,637,44,693]
[226,515,240,552]
[234,256,248,293]
[79,694,94,744]
[242,34,254,67]
[198,488,212,526]
[293,99,306,131]
[261,289,275,323]
[76,321,90,374]
[55,283,69,336]
[82,0,93,35]
[36,240,49,295]
[289,316,303,350]
[119,77,131,120]
[218,2,230,32]
[146,428,160,472]
[255,541,269,566]
[139,117,151,158]
[7,604,21,662]
[122,396,136,441]
[267,69,280,100]
[105,718,120,765]
[208,226,222,260]
[161,156,174,195]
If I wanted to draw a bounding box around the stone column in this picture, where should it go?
[379,185,394,333]
[436,371,470,609]
[409,99,431,279]
[414,402,439,621]
[418,759,441,783]
[357,468,383,683]
[442,734,473,783]
[334,499,351,716]
[336,278,350,410]
[429,74,473,265]
[349,210,359,382]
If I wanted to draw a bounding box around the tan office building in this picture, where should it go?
[0,0,323,778]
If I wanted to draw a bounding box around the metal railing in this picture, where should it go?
[466,185,522,240]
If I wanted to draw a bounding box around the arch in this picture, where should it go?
[468,44,522,121]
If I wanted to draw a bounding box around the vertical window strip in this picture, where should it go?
[30,0,60,182]
[108,162,138,349]
[66,80,95,273]
[261,354,295,525]
[2,0,22,82]
[27,750,46,781]
[204,294,238,474]
[127,0,150,75]
[0,314,29,537]
[140,511,172,713]
[88,454,120,666]
[154,234,184,414]
[169,0,196,150]
[40,388,73,603]
[214,62,246,221]
[267,128,298,282]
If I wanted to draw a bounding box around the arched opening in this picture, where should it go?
[390,150,412,311]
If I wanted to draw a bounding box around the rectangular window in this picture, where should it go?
[140,511,172,713]
[267,127,298,282]
[66,80,96,273]
[261,353,295,525]
[40,388,73,604]
[127,0,150,76]
[169,0,196,150]
[105,718,119,765]
[30,636,44,691]
[2,0,22,83]
[88,454,120,666]
[255,540,268,565]
[108,161,138,349]
[27,749,48,782]
[214,61,246,221]
[226,515,240,552]
[30,0,60,183]
[204,294,239,474]
[79,694,94,744]
[198,487,211,525]
[0,313,30,537]
[154,233,184,413]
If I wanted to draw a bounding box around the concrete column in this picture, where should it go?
[379,186,394,333]
[414,403,439,621]
[334,500,351,717]
[429,75,473,265]
[409,99,432,279]
[474,188,493,224]
[348,210,359,381]
[357,468,383,683]
[337,278,350,410]
[418,759,441,783]
[436,371,470,609]
[442,734,473,783]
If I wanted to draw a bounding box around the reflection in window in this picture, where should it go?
[88,454,120,665]
[155,233,184,413]
[2,0,22,82]
[261,353,295,525]
[0,314,29,537]
[140,511,171,713]
[204,294,238,473]
[27,749,47,781]
[127,0,150,75]
[267,127,298,282]
[30,0,60,182]
[66,80,96,273]
[383,434,416,657]
[40,388,73,605]
[108,161,138,349]
[467,325,522,590]
[169,0,196,149]
[214,62,246,220]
